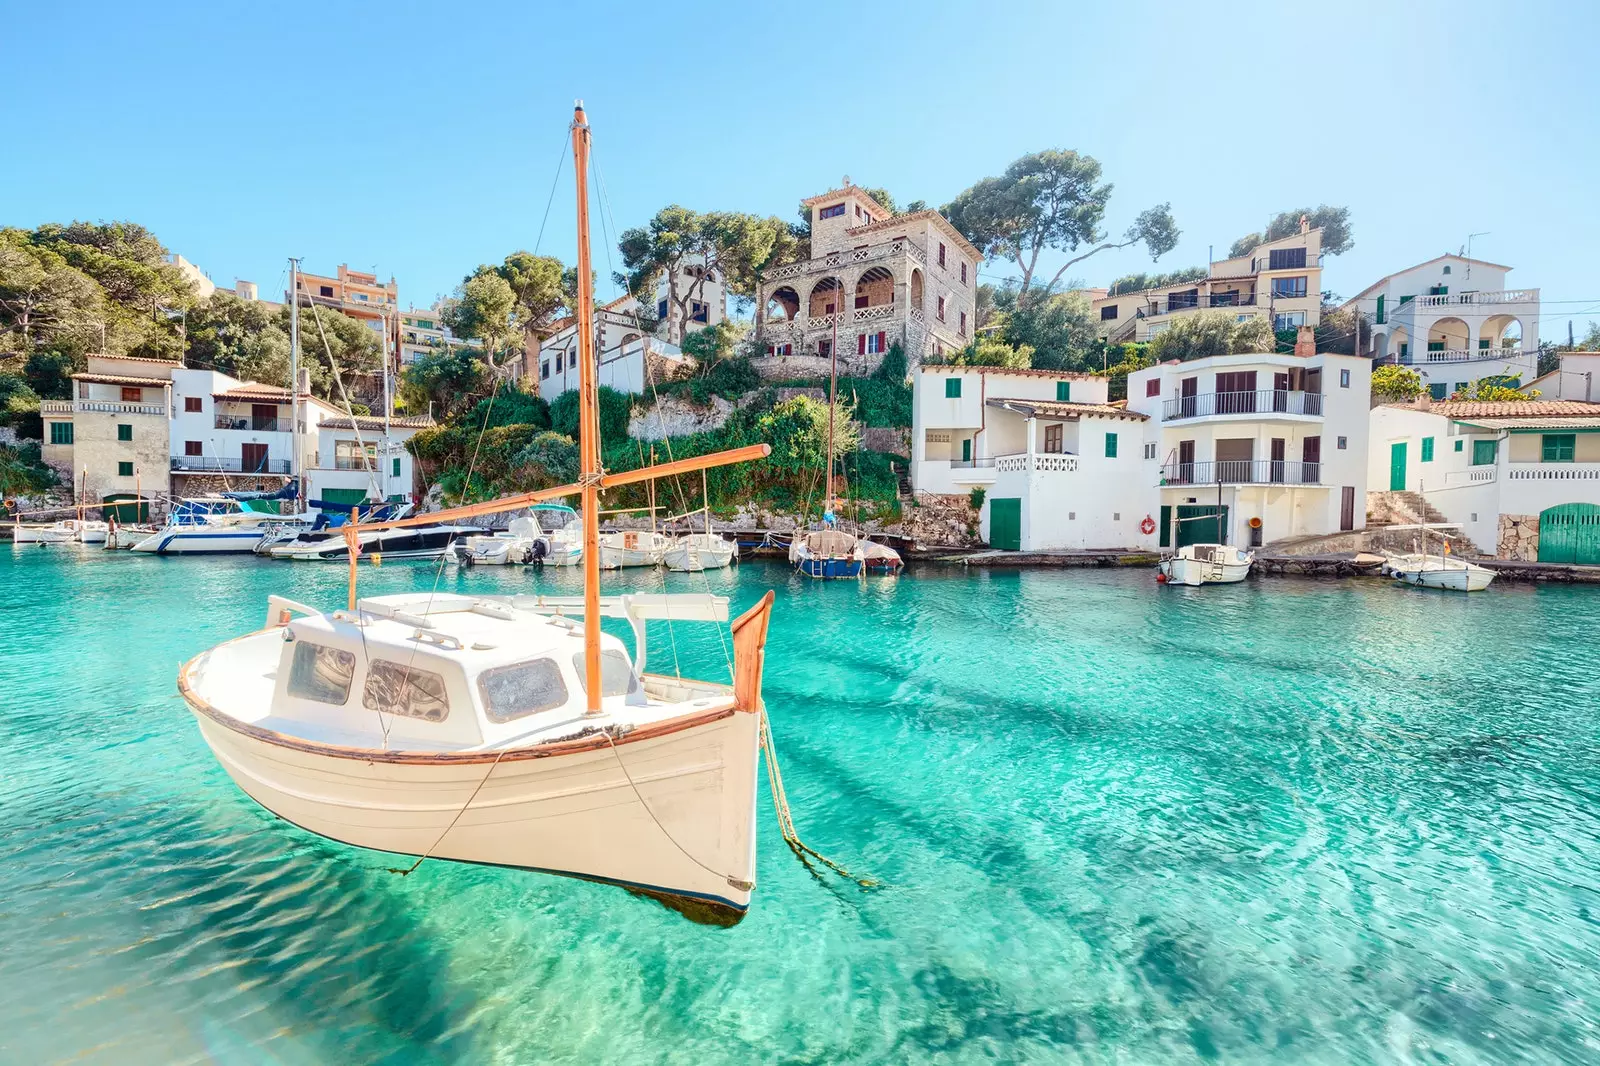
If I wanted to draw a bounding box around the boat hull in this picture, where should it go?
[663,539,736,572]
[187,696,762,920]
[1159,547,1253,586]
[1394,566,1495,592]
[795,556,862,579]
[131,528,272,554]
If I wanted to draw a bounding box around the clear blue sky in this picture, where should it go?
[6,0,1597,341]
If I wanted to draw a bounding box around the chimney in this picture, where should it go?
[1417,390,1431,411]
[1293,325,1316,358]
[1299,213,1310,234]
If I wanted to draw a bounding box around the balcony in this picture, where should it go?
[996,453,1079,474]
[1143,292,1259,316]
[1507,462,1600,483]
[1162,390,1323,421]
[171,455,292,474]
[76,400,167,416]
[215,416,282,432]
[1413,346,1529,365]
[1161,460,1321,486]
[763,239,923,283]
[334,457,380,471]
[1405,288,1539,311]
[39,400,72,415]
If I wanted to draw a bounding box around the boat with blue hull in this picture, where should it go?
[790,528,864,578]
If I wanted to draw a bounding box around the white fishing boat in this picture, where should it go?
[663,532,737,572]
[1389,555,1496,592]
[599,529,670,569]
[104,522,159,549]
[454,516,542,566]
[1158,543,1254,586]
[72,519,109,544]
[177,106,777,923]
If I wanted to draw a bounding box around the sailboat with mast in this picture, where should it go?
[176,105,778,923]
[789,295,865,578]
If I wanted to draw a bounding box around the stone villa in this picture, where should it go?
[755,183,981,375]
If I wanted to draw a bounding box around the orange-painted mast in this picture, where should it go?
[572,103,604,715]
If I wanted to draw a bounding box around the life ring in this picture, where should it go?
[1139,515,1157,536]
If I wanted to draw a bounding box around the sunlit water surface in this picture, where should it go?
[3,547,1599,1064]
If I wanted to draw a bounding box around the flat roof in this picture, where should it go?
[986,398,1150,422]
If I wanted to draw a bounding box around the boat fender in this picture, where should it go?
[1139,515,1156,535]
[1156,571,1168,584]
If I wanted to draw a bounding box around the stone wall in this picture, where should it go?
[171,472,292,499]
[1498,513,1540,561]
[628,395,736,440]
[900,491,982,550]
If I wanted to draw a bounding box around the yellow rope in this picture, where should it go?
[760,709,877,889]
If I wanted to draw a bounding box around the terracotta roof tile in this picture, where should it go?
[318,414,434,431]
[921,365,1098,381]
[1391,400,1600,418]
[986,398,1150,422]
[70,373,173,387]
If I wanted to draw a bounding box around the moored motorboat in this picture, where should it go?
[530,503,584,566]
[599,529,670,569]
[131,497,311,555]
[1158,543,1253,586]
[268,522,483,562]
[454,516,542,565]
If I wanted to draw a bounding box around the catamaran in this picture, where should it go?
[177,105,777,923]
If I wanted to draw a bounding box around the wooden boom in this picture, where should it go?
[344,442,771,533]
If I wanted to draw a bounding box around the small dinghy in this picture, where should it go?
[1158,543,1253,586]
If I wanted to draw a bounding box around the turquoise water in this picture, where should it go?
[4,548,1600,1064]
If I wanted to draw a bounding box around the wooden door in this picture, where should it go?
[251,404,278,431]
[1538,503,1600,565]
[1340,486,1356,531]
[1270,438,1286,483]
[1180,377,1197,418]
[1389,441,1407,491]
[1177,440,1196,484]
[242,443,268,473]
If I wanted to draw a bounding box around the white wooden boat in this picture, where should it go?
[12,519,77,544]
[1159,543,1253,586]
[72,519,109,544]
[599,529,670,569]
[663,532,737,572]
[1388,555,1495,592]
[105,522,159,549]
[454,517,541,565]
[790,528,864,579]
[176,105,779,923]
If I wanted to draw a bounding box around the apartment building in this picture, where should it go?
[1125,331,1372,548]
[40,354,176,510]
[1094,223,1324,342]
[756,184,980,374]
[1343,254,1541,397]
[399,306,480,366]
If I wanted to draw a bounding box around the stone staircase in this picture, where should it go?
[1367,490,1452,528]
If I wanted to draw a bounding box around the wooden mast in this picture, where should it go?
[572,103,604,716]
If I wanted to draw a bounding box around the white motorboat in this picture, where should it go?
[131,498,311,555]
[599,529,670,569]
[1388,554,1495,592]
[177,104,779,924]
[530,503,583,566]
[267,523,483,562]
[454,516,542,566]
[663,532,737,572]
[1159,543,1254,586]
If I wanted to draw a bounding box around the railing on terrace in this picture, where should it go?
[762,240,924,284]
[77,400,166,416]
[1143,292,1259,315]
[39,400,72,414]
[949,458,997,469]
[1442,467,1498,487]
[334,457,379,471]
[1160,460,1321,486]
[1162,390,1323,421]
[1401,288,1540,310]
[996,453,1080,473]
[171,455,292,474]
[216,416,281,432]
[1507,462,1600,482]
[1417,347,1529,364]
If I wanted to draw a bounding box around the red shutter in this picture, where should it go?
[858,334,866,355]
[876,331,886,353]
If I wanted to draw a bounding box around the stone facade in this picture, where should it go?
[755,185,981,376]
[901,491,983,550]
[1498,513,1540,560]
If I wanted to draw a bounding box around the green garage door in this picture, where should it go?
[101,493,148,523]
[1176,505,1228,548]
[1538,503,1600,565]
[989,498,1021,551]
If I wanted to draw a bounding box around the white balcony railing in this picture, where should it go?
[1399,288,1540,311]
[1507,462,1600,482]
[1442,467,1498,487]
[996,452,1079,474]
[39,400,71,414]
[76,400,166,415]
[1419,346,1531,364]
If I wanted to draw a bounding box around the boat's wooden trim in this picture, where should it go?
[176,632,739,766]
[730,590,774,713]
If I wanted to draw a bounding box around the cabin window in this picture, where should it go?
[288,641,357,705]
[572,650,639,698]
[185,396,202,412]
[363,659,450,722]
[479,658,568,723]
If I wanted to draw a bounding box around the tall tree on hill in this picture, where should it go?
[0,233,101,351]
[617,207,796,343]
[443,267,519,374]
[495,251,571,395]
[1228,206,1353,259]
[943,150,1179,309]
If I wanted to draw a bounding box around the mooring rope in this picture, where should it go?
[760,709,877,888]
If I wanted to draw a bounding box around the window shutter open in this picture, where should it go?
[858,334,866,355]
[876,331,886,352]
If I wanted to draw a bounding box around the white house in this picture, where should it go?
[1367,398,1600,561]
[1125,332,1372,549]
[1344,254,1541,397]
[911,366,1153,550]
[304,414,432,506]
[168,369,339,493]
[1522,351,1600,402]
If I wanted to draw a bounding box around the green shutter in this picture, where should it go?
[50,422,73,445]
[1421,437,1434,463]
[1375,294,1386,325]
[1159,505,1172,548]
[117,461,133,476]
[1429,383,1447,400]
[962,439,971,463]
[392,457,402,477]
[945,378,961,398]
[1471,439,1498,466]
[1428,341,1446,352]
[117,424,132,441]
[1105,432,1117,458]
[1454,439,1463,452]
[1056,381,1071,402]
[1542,434,1576,462]
[1399,294,1414,304]
[1479,339,1491,350]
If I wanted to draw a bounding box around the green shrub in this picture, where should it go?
[550,385,632,443]
[969,486,986,511]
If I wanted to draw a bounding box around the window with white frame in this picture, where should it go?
[1271,276,1308,298]
[1273,311,1306,331]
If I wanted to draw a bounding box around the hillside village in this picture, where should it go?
[4,161,1599,565]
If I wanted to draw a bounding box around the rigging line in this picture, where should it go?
[531,130,570,257]
[388,747,512,877]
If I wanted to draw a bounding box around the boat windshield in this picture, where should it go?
[571,650,639,698]
[533,506,579,532]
